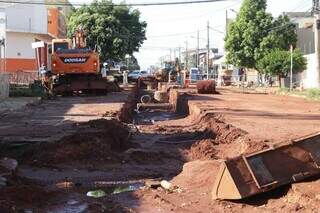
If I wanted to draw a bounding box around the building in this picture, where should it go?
[0,0,72,81]
[182,48,221,71]
[284,12,319,88]
[285,12,315,55]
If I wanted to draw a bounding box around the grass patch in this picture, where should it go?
[306,89,320,100]
[10,82,46,97]
[277,88,320,101]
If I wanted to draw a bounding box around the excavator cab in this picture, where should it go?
[52,39,72,54]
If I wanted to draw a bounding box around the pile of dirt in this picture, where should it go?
[199,114,247,144]
[31,119,134,164]
[172,160,220,190]
[281,180,320,211]
[187,139,217,161]
[125,149,168,164]
[239,138,270,154]
[196,80,216,94]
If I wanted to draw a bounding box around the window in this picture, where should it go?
[54,42,69,52]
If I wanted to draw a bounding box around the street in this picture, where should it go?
[1,87,320,212]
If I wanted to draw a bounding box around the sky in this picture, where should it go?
[70,0,312,69]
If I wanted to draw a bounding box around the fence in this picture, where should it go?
[9,71,38,85]
[0,73,10,99]
[185,73,278,86]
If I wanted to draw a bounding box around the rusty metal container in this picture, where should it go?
[212,133,320,200]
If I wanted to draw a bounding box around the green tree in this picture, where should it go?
[225,0,273,68]
[256,15,297,61]
[125,56,140,71]
[225,0,297,69]
[256,49,307,86]
[67,0,147,62]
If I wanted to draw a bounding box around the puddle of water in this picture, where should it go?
[135,111,179,125]
[112,184,142,194]
[46,199,88,213]
[86,183,144,195]
[47,184,143,213]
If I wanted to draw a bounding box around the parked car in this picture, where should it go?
[128,70,149,81]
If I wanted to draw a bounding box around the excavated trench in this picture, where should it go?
[0,88,263,212]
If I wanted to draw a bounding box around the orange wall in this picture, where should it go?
[48,8,67,38]
[48,8,59,38]
[0,59,37,73]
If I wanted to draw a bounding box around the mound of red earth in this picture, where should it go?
[196,80,216,94]
[188,139,218,161]
[201,114,247,144]
[31,119,134,165]
[185,114,268,160]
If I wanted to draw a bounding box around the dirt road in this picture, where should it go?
[1,87,320,212]
[0,91,133,144]
[188,89,320,143]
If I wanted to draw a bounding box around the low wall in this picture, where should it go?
[0,74,10,99]
[169,89,189,114]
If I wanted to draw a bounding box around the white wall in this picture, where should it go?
[5,32,35,59]
[302,54,318,89]
[5,2,47,34]
[297,28,315,55]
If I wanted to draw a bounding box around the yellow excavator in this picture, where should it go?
[155,58,181,82]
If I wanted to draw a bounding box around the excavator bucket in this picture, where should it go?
[212,133,320,200]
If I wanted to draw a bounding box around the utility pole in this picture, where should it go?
[207,21,210,80]
[315,15,320,87]
[197,30,199,68]
[313,0,320,87]
[313,0,320,13]
[290,45,293,91]
[225,10,228,36]
[185,41,189,70]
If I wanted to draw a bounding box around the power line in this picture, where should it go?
[0,0,228,7]
[145,0,242,23]
[290,0,310,12]
[148,29,207,38]
[209,26,225,34]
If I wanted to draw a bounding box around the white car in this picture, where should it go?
[128,70,149,80]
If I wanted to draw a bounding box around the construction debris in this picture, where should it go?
[154,91,169,103]
[145,180,161,189]
[86,190,107,198]
[212,133,320,200]
[196,80,216,94]
[160,180,173,191]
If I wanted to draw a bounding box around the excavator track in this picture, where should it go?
[48,74,120,96]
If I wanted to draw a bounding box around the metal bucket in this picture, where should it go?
[212,133,320,200]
